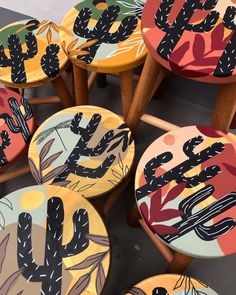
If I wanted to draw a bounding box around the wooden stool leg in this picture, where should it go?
[126,53,164,132]
[212,83,236,131]
[73,64,89,105]
[51,75,73,108]
[119,69,134,120]
[127,203,140,227]
[166,252,193,274]
[66,64,74,97]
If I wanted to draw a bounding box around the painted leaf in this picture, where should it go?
[170,41,190,64]
[111,169,123,180]
[196,126,226,138]
[51,22,59,33]
[87,234,110,246]
[0,212,5,230]
[36,23,49,35]
[191,57,219,66]
[42,165,68,183]
[140,202,149,221]
[96,263,105,294]
[39,138,55,161]
[0,198,13,210]
[46,29,52,44]
[67,252,106,270]
[77,183,96,192]
[56,120,72,129]
[211,23,225,50]
[52,180,71,187]
[192,34,205,60]
[152,224,179,235]
[223,163,236,176]
[67,39,78,51]
[28,158,42,183]
[16,291,24,295]
[173,275,185,290]
[108,179,118,186]
[162,182,186,207]
[0,268,24,295]
[128,287,147,295]
[107,138,123,152]
[68,273,90,295]
[41,151,62,170]
[152,209,183,223]
[78,39,98,49]
[118,153,124,173]
[0,234,10,273]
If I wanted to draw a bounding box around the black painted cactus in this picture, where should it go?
[73,5,138,63]
[0,97,33,142]
[155,0,219,59]
[136,135,224,201]
[0,130,11,167]
[17,197,89,294]
[53,113,117,183]
[0,33,38,83]
[41,44,60,78]
[162,185,236,242]
[214,6,236,77]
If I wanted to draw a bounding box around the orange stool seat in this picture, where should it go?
[0,88,35,170]
[135,126,236,258]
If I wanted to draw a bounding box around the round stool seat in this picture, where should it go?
[0,185,110,294]
[142,0,236,83]
[126,274,218,295]
[135,125,236,258]
[0,19,68,87]
[59,0,147,73]
[0,88,35,170]
[28,105,134,199]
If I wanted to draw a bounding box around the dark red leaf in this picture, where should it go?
[196,126,226,137]
[152,224,179,235]
[139,202,149,221]
[222,33,233,49]
[0,97,4,107]
[162,182,186,207]
[170,41,190,64]
[191,57,219,66]
[223,163,236,176]
[211,23,225,50]
[192,34,205,59]
[155,209,183,222]
[149,192,162,223]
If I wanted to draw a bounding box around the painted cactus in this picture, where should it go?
[214,6,236,77]
[162,185,236,243]
[17,197,89,295]
[53,113,117,183]
[155,0,219,59]
[0,33,38,83]
[0,97,33,142]
[41,44,60,78]
[73,5,138,63]
[0,130,11,167]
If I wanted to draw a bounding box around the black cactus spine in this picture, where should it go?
[0,130,11,167]
[155,0,219,59]
[0,97,33,142]
[0,33,38,83]
[73,5,138,63]
[214,6,236,77]
[17,197,89,295]
[41,44,60,78]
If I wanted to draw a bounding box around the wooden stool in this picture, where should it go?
[0,185,110,294]
[0,88,35,182]
[59,0,147,119]
[0,19,73,108]
[28,105,135,213]
[126,0,236,132]
[133,125,236,273]
[125,274,218,295]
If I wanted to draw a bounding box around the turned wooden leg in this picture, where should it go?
[212,83,236,131]
[126,53,164,133]
[51,75,73,108]
[127,203,141,227]
[119,69,134,120]
[73,63,89,105]
[166,252,193,274]
[230,113,236,128]
[96,73,107,88]
[66,64,74,97]
[91,198,105,220]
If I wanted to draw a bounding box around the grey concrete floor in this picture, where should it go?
[0,6,236,295]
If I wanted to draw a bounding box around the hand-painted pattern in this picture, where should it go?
[28,106,134,199]
[0,19,68,85]
[142,0,236,82]
[135,126,236,258]
[0,88,35,170]
[126,274,218,295]
[0,185,110,294]
[59,0,147,72]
